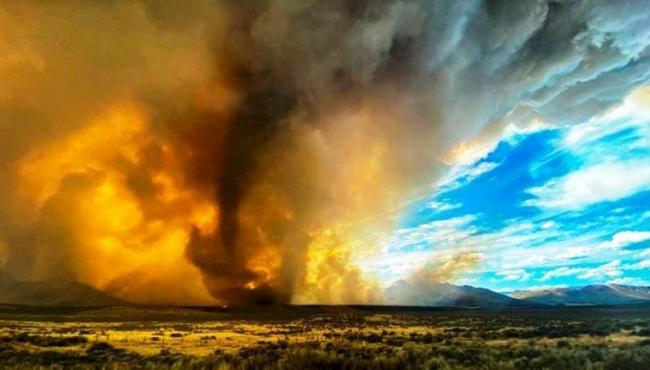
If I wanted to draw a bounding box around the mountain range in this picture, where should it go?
[384,279,650,308]
[1,271,650,307]
[0,272,124,306]
[509,284,650,306]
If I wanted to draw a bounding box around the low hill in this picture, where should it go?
[0,273,125,306]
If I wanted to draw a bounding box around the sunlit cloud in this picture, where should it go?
[526,160,650,210]
[601,231,650,250]
[495,269,532,282]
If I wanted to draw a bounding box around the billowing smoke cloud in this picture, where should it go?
[385,253,484,306]
[1,0,649,305]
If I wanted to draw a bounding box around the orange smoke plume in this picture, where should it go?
[0,0,457,305]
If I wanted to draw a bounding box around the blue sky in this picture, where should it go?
[364,88,650,292]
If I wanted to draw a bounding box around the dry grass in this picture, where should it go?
[1,305,650,369]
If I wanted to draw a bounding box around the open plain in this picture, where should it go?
[1,304,650,369]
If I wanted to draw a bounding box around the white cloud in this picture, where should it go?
[531,89,650,211]
[382,215,478,251]
[467,161,499,179]
[556,246,592,260]
[504,254,548,269]
[540,266,587,281]
[435,161,499,191]
[541,221,556,229]
[602,231,650,250]
[539,260,623,282]
[501,244,593,270]
[564,86,650,146]
[526,160,650,210]
[425,200,462,212]
[496,269,532,282]
[578,260,622,280]
[624,259,650,270]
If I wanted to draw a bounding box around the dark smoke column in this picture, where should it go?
[187,67,297,304]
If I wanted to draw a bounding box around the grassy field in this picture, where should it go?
[1,304,650,369]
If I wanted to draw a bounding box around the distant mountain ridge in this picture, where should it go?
[385,281,650,308]
[0,272,125,306]
[510,284,650,306]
